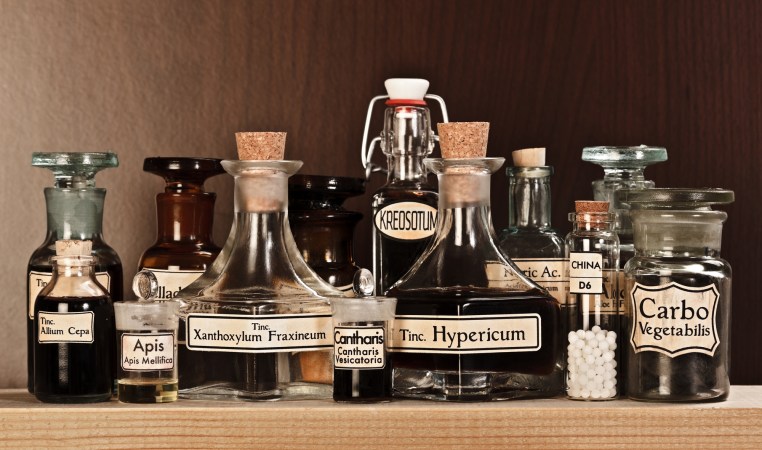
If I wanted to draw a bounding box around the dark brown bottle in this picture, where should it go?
[139,157,225,299]
[288,174,365,289]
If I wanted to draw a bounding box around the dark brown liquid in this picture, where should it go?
[373,186,438,294]
[27,262,122,393]
[333,365,391,402]
[390,288,560,374]
[34,295,115,403]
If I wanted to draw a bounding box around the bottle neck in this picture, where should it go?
[509,175,552,229]
[155,192,216,243]
[290,213,361,266]
[44,188,105,240]
[387,154,428,183]
[437,171,498,244]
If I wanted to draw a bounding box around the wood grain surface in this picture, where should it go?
[1,0,759,387]
[0,388,760,448]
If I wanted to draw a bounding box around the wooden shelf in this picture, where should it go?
[1,387,761,448]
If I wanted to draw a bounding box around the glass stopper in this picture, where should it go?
[353,268,375,298]
[132,269,159,300]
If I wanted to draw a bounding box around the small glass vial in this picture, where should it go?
[362,79,447,294]
[28,152,123,393]
[620,188,734,402]
[34,240,115,403]
[115,271,180,403]
[332,285,397,403]
[499,148,567,396]
[139,157,225,298]
[565,201,620,400]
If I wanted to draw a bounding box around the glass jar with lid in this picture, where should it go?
[619,188,734,402]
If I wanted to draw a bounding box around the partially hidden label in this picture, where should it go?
[121,333,175,371]
[186,313,332,353]
[29,271,111,320]
[389,314,541,354]
[144,268,205,300]
[485,262,524,290]
[333,326,385,369]
[600,269,625,314]
[512,258,569,304]
[569,252,603,294]
[374,202,437,241]
[630,282,719,357]
[38,311,94,344]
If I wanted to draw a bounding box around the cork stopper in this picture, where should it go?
[512,148,546,167]
[55,240,92,256]
[575,200,610,213]
[437,122,489,159]
[235,132,286,160]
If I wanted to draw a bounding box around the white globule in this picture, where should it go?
[567,328,617,400]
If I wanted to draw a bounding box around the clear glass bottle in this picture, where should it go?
[620,188,733,402]
[362,79,447,294]
[565,202,620,400]
[28,152,123,393]
[139,157,225,299]
[288,174,365,291]
[582,146,667,303]
[388,156,560,401]
[177,159,340,401]
[34,240,115,403]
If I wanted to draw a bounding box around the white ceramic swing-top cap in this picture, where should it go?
[385,78,429,100]
[55,240,92,256]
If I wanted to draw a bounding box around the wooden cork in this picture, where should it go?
[235,132,286,160]
[299,351,333,384]
[55,240,92,256]
[512,148,546,167]
[437,122,489,158]
[575,200,610,213]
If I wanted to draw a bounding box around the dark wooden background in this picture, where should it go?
[3,0,759,386]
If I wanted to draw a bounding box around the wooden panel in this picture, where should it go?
[0,388,760,448]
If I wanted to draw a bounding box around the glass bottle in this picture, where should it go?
[582,146,668,311]
[620,188,733,402]
[138,157,225,299]
[498,148,567,396]
[28,152,123,393]
[565,202,620,400]
[177,157,340,401]
[362,79,448,294]
[288,174,365,290]
[388,154,560,401]
[34,240,115,403]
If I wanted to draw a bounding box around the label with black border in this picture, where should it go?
[374,202,437,241]
[333,326,385,369]
[120,332,175,371]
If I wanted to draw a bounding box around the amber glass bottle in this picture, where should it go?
[138,157,225,299]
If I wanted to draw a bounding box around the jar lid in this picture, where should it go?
[32,152,119,187]
[289,174,366,210]
[617,188,734,209]
[144,157,224,190]
[582,145,667,168]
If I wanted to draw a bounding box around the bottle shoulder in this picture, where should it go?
[624,256,732,278]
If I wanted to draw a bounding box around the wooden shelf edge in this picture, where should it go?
[1,386,761,449]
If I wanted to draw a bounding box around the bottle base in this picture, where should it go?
[34,392,112,404]
[627,390,728,403]
[179,382,332,401]
[392,368,562,402]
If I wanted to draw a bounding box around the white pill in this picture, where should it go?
[595,357,605,367]
[571,348,582,357]
[577,375,589,386]
[569,389,580,398]
[591,390,602,399]
[610,359,617,369]
[604,380,615,390]
[585,355,596,365]
[593,374,604,384]
[598,340,610,352]
[574,339,585,349]
[606,369,617,379]
[568,331,579,343]
[580,389,591,398]
[603,351,614,362]
[607,331,617,340]
[576,329,586,339]
[583,346,593,355]
[592,347,603,357]
[595,365,606,376]
[592,325,601,333]
[603,362,614,372]
[596,332,606,341]
[608,388,618,398]
[609,342,618,351]
[585,331,595,341]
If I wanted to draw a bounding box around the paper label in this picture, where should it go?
[390,314,541,354]
[630,282,720,357]
[600,269,625,314]
[186,313,332,353]
[569,252,603,294]
[144,268,205,300]
[37,311,94,343]
[333,326,385,369]
[120,333,175,371]
[374,202,437,241]
[29,271,111,320]
[485,262,524,289]
[512,258,569,304]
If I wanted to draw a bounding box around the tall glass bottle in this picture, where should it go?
[362,79,448,294]
[28,152,123,393]
[34,240,115,403]
[388,122,560,401]
[498,148,567,396]
[139,157,225,299]
[177,132,341,401]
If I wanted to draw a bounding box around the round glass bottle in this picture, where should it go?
[139,157,225,299]
[620,188,733,402]
[388,156,560,401]
[177,159,340,401]
[28,152,123,393]
[288,174,365,290]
